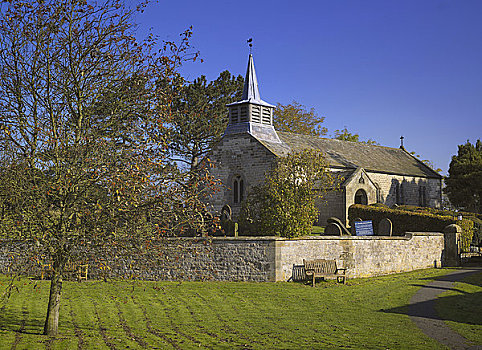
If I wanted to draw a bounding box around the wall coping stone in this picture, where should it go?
[0,232,443,246]
[209,232,443,241]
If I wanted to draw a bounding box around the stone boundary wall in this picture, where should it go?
[0,233,444,282]
[274,232,444,281]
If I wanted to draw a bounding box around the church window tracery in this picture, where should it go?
[419,186,427,207]
[233,175,244,204]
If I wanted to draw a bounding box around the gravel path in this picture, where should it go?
[409,267,482,350]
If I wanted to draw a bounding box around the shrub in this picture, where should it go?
[240,150,336,238]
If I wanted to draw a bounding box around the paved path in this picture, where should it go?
[409,267,482,350]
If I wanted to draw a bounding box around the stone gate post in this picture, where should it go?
[443,224,462,267]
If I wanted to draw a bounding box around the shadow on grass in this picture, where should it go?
[382,268,482,326]
[382,291,482,325]
[0,309,44,335]
[417,268,482,288]
[0,304,98,335]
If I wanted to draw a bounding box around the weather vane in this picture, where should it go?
[247,38,253,54]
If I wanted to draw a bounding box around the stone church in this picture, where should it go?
[209,54,442,226]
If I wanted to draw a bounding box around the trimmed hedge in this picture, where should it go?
[397,205,482,247]
[348,204,474,252]
[397,205,482,221]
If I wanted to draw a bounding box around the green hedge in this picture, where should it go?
[348,204,474,252]
[397,205,482,247]
[397,205,482,221]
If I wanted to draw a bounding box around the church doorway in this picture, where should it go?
[354,189,368,205]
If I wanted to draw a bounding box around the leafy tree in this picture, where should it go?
[333,127,378,145]
[273,101,327,137]
[167,71,244,170]
[0,0,213,336]
[445,140,482,214]
[408,151,442,173]
[240,150,336,238]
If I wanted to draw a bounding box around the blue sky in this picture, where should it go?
[136,0,482,174]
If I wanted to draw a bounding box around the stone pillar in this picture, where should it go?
[443,224,462,267]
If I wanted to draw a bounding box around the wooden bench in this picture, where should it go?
[303,259,346,286]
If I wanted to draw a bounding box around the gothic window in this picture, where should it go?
[374,183,382,203]
[419,186,427,207]
[233,175,244,204]
[395,183,400,205]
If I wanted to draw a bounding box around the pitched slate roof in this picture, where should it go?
[258,131,442,179]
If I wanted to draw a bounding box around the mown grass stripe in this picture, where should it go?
[65,295,84,350]
[91,299,117,350]
[167,289,233,347]
[192,291,263,347]
[10,297,26,350]
[134,299,181,350]
[113,298,149,348]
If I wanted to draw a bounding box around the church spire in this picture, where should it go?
[242,54,261,102]
[224,52,280,143]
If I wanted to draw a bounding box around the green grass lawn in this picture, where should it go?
[311,225,325,234]
[0,268,478,349]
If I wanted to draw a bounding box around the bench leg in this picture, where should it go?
[312,274,315,287]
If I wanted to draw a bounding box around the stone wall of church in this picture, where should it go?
[209,134,274,216]
[366,172,442,208]
[209,135,442,223]
[316,190,346,227]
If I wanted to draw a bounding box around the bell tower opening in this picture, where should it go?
[224,53,281,143]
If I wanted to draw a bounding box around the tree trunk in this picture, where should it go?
[43,264,63,336]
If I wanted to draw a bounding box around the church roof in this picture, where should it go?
[227,54,275,108]
[258,131,442,178]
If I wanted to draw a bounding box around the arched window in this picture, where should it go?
[354,189,368,205]
[233,175,244,204]
[374,183,382,203]
[395,183,403,205]
[419,186,427,207]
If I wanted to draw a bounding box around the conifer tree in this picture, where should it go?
[445,140,482,213]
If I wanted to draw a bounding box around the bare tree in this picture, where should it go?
[0,0,213,336]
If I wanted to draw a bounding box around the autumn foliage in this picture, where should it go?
[0,0,217,335]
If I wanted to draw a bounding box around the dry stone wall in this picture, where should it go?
[1,233,444,282]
